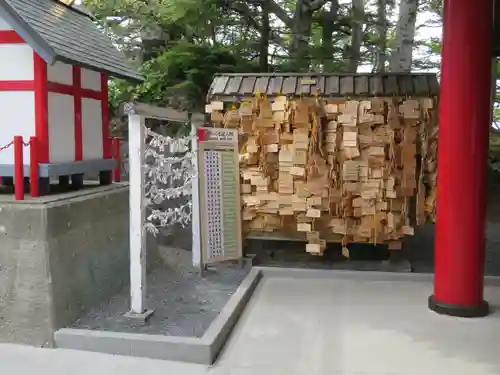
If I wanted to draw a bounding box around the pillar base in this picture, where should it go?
[124,309,154,321]
[428,295,489,318]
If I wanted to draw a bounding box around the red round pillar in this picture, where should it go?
[429,0,495,317]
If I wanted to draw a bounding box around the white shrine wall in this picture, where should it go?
[82,98,103,160]
[47,61,75,163]
[81,67,104,160]
[0,15,34,165]
[0,93,35,165]
[0,44,33,81]
[47,61,73,85]
[48,93,75,163]
[81,68,101,91]
[46,61,105,163]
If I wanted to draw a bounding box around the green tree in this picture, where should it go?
[84,0,450,115]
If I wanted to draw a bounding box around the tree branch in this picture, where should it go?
[229,1,285,44]
[267,0,293,27]
[225,0,292,28]
[307,0,329,11]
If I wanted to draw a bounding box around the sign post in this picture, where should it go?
[197,128,242,267]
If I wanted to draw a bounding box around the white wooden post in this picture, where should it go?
[121,102,202,316]
[191,122,202,267]
[128,114,147,315]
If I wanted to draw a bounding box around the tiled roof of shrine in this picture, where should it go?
[0,0,142,82]
[207,73,440,100]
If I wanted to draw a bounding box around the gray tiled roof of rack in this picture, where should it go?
[207,73,439,100]
[0,0,142,81]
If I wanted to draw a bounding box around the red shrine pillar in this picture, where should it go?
[429,0,495,317]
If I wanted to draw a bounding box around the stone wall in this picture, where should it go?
[0,184,159,347]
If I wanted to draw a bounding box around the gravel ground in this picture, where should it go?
[71,246,250,337]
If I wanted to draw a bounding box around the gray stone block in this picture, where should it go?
[0,204,46,240]
[129,335,209,363]
[55,329,132,356]
[0,184,160,346]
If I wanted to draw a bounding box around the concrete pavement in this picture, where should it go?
[0,343,208,375]
[215,276,500,375]
[2,273,500,375]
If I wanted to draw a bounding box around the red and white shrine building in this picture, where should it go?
[0,0,141,189]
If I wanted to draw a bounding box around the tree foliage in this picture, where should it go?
[108,41,259,113]
[83,0,444,114]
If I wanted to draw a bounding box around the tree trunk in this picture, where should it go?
[259,0,270,71]
[321,0,340,72]
[290,0,314,72]
[375,0,387,72]
[389,0,419,72]
[346,0,364,72]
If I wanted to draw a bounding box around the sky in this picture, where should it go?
[412,10,442,70]
[358,9,443,73]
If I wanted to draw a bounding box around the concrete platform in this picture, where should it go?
[0,184,160,347]
[212,268,500,375]
[13,268,500,374]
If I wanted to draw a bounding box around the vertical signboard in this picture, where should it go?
[197,128,242,264]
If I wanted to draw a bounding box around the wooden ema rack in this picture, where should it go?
[204,95,438,257]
